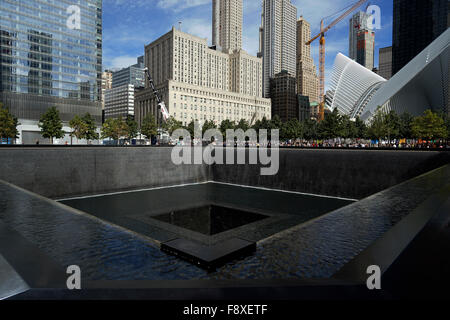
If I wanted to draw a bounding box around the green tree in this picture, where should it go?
[368,107,387,142]
[399,112,413,139]
[437,111,450,141]
[303,119,318,140]
[162,116,183,135]
[124,115,139,142]
[38,107,65,144]
[354,117,368,139]
[411,110,447,140]
[81,113,99,142]
[235,119,250,132]
[259,116,272,130]
[318,109,343,139]
[202,120,217,134]
[219,119,235,135]
[281,118,303,141]
[270,115,282,130]
[69,115,87,144]
[340,115,354,139]
[140,114,158,140]
[0,103,19,143]
[384,110,400,143]
[101,118,127,144]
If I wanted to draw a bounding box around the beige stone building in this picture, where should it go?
[296,17,319,104]
[101,70,113,110]
[212,0,243,52]
[135,28,271,127]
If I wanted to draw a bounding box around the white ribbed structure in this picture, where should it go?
[328,53,386,118]
[360,27,450,122]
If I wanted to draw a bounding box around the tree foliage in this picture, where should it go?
[318,109,345,139]
[101,118,127,143]
[411,110,447,140]
[281,118,303,140]
[69,115,87,143]
[140,114,158,140]
[202,120,217,134]
[38,107,65,144]
[219,119,235,135]
[124,115,138,141]
[0,103,19,142]
[162,116,183,135]
[235,119,250,132]
[82,113,99,142]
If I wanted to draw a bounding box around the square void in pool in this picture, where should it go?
[152,205,269,236]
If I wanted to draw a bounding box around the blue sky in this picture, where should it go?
[103,0,393,88]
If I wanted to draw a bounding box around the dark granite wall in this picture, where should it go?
[0,147,448,199]
[0,147,210,199]
[212,149,450,199]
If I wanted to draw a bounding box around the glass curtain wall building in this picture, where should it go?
[0,0,102,143]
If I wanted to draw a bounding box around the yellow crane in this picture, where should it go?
[306,0,368,121]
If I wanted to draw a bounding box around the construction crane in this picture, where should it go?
[306,0,368,121]
[143,67,170,122]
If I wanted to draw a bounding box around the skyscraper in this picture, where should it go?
[296,17,319,104]
[212,0,243,52]
[378,46,392,80]
[349,11,374,70]
[270,70,297,122]
[349,12,370,60]
[259,0,297,97]
[356,29,375,70]
[392,0,449,75]
[0,0,102,144]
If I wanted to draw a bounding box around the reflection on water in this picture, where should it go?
[153,205,269,236]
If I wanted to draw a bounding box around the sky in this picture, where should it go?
[102,0,393,88]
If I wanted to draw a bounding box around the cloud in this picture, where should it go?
[103,55,140,70]
[180,18,212,42]
[157,0,211,12]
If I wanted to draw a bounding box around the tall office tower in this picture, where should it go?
[101,71,113,110]
[135,28,271,127]
[212,0,243,52]
[270,70,297,122]
[0,0,102,144]
[112,56,145,88]
[259,0,297,97]
[378,46,393,80]
[393,0,449,75]
[296,17,319,104]
[349,11,374,69]
[356,29,375,70]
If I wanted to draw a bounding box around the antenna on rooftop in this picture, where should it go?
[178,21,182,31]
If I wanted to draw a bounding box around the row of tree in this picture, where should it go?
[178,108,449,142]
[1,103,449,144]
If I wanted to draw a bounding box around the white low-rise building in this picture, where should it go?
[105,84,135,120]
